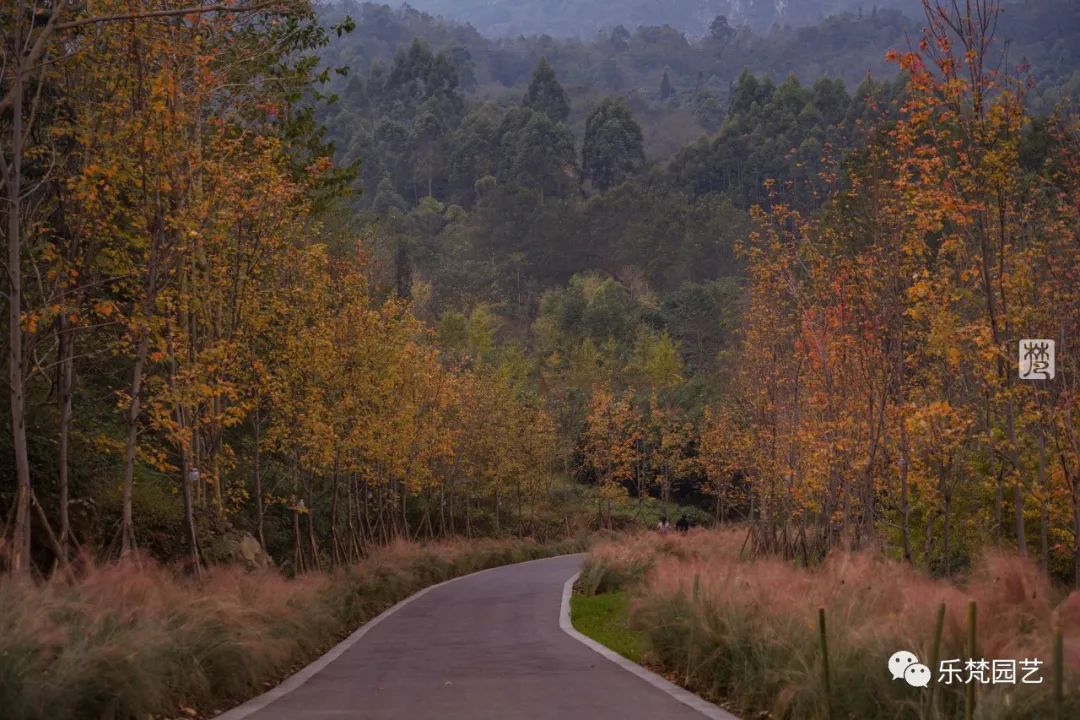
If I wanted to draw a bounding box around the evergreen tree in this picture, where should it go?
[582,98,645,192]
[523,57,570,123]
[499,108,577,203]
[709,15,736,46]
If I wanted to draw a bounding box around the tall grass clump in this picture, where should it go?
[586,529,1080,719]
[578,529,744,596]
[0,536,585,720]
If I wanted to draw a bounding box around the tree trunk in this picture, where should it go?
[5,9,32,575]
[330,467,341,566]
[995,465,1004,547]
[119,330,150,556]
[465,492,472,539]
[291,459,304,573]
[438,479,447,538]
[943,491,952,579]
[56,313,74,562]
[253,406,265,548]
[1073,476,1080,588]
[898,415,912,562]
[181,441,201,576]
[924,508,936,571]
[1038,426,1049,570]
[1007,398,1027,555]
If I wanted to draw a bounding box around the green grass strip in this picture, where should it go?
[570,590,648,663]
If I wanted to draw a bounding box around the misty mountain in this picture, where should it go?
[385,0,921,37]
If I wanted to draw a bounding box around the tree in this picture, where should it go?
[660,70,675,101]
[581,99,645,191]
[0,0,299,573]
[582,386,641,526]
[499,108,578,203]
[522,57,570,123]
[709,15,736,47]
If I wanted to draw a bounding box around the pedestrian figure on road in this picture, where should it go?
[676,514,690,533]
[657,517,670,534]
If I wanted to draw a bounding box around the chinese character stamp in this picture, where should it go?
[1019,339,1055,380]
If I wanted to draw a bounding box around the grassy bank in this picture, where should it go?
[578,529,1080,720]
[0,536,586,720]
[570,591,647,663]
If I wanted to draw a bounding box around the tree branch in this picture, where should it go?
[54,1,290,32]
[1,1,291,115]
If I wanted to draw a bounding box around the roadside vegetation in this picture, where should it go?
[570,590,647,663]
[577,529,1080,719]
[0,537,585,720]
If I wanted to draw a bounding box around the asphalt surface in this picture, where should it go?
[225,553,721,720]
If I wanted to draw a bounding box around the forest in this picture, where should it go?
[310,0,1080,580]
[0,0,1078,581]
[392,0,923,38]
[1,0,1079,717]
[2,0,1080,578]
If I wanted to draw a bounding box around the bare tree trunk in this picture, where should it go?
[516,482,523,538]
[307,510,319,571]
[1038,425,1049,569]
[253,405,265,548]
[291,458,304,573]
[180,439,201,576]
[1073,474,1080,588]
[465,492,472,539]
[943,490,952,579]
[1007,399,1027,555]
[924,508,936,571]
[292,507,304,573]
[119,331,150,556]
[56,313,74,562]
[898,416,913,562]
[346,474,360,561]
[438,479,447,538]
[995,465,1004,546]
[330,467,341,566]
[4,7,32,575]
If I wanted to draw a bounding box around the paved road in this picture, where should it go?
[221,553,727,720]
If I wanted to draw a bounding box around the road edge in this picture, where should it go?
[559,572,740,720]
[214,552,584,720]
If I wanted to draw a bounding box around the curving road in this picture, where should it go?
[217,554,735,720]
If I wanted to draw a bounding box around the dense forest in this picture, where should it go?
[1,0,1079,591]
[318,0,1080,580]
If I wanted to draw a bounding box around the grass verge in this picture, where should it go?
[578,528,1080,720]
[570,590,647,663]
[0,536,586,720]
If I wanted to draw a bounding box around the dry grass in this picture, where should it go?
[581,528,1080,719]
[0,536,585,720]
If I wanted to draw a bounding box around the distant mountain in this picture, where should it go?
[385,0,921,37]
